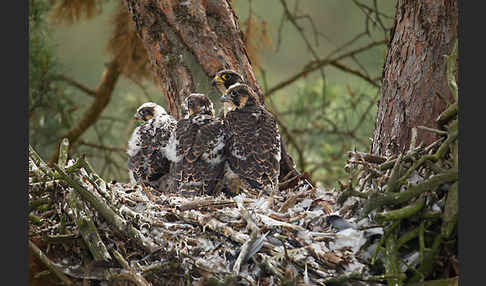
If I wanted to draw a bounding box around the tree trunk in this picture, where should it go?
[124,0,298,179]
[371,0,458,157]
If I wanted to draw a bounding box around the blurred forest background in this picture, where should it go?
[29,0,396,187]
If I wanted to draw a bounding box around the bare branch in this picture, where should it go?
[330,60,380,87]
[264,40,385,98]
[78,140,126,153]
[54,75,97,97]
[49,60,121,164]
[29,240,73,285]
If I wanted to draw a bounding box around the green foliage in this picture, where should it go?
[271,79,378,186]
[29,0,75,159]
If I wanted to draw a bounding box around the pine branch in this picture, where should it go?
[54,75,97,97]
[49,59,121,164]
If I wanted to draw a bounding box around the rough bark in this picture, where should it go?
[371,0,458,157]
[124,0,263,119]
[124,0,298,179]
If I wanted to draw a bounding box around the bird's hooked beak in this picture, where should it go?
[220,93,230,102]
[134,113,142,121]
[212,75,224,87]
[134,113,151,122]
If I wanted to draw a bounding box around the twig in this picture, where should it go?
[436,103,458,126]
[278,173,307,191]
[379,144,428,171]
[29,157,45,180]
[233,231,257,275]
[385,152,403,193]
[409,127,418,151]
[78,140,126,152]
[52,164,159,253]
[54,74,97,97]
[44,234,81,245]
[441,182,458,238]
[396,227,420,250]
[417,126,448,135]
[66,190,112,262]
[398,128,458,182]
[112,250,130,269]
[29,197,52,212]
[235,196,260,234]
[29,213,43,225]
[383,227,403,285]
[362,168,458,216]
[374,197,426,223]
[110,271,151,286]
[57,138,70,168]
[279,187,315,213]
[78,157,113,202]
[29,240,73,285]
[177,209,250,245]
[264,40,385,98]
[409,234,443,283]
[278,0,328,91]
[337,186,369,206]
[330,60,380,87]
[29,145,56,178]
[348,151,387,164]
[178,198,253,211]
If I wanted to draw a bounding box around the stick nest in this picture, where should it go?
[29,105,457,286]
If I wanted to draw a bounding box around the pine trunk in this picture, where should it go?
[371,0,458,157]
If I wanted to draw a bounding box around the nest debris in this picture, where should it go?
[29,101,457,286]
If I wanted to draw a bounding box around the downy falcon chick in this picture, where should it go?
[166,94,225,195]
[127,102,177,190]
[221,83,281,195]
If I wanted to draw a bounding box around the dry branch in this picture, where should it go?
[264,40,385,98]
[29,240,73,285]
[66,190,112,262]
[50,60,121,164]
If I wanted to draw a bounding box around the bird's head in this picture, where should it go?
[212,69,244,94]
[185,93,215,117]
[220,83,259,110]
[134,102,168,122]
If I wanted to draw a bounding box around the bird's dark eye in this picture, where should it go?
[222,74,230,80]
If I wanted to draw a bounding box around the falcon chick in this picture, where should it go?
[166,93,225,195]
[127,102,177,190]
[212,69,244,95]
[221,83,281,195]
[212,69,245,115]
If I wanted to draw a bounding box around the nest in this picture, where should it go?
[29,102,458,286]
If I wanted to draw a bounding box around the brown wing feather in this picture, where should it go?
[225,106,280,192]
[171,116,225,193]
